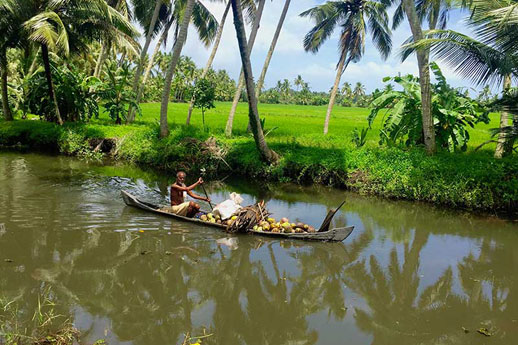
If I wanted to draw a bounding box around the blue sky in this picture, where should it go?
[156,0,481,94]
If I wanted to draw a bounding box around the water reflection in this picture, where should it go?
[1,153,518,345]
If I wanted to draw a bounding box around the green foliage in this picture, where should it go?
[351,127,369,147]
[1,101,515,213]
[98,60,140,124]
[23,63,99,122]
[192,78,215,131]
[369,63,489,151]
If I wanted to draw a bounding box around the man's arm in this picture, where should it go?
[171,177,203,192]
[186,189,210,202]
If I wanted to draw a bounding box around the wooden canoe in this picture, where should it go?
[121,190,354,242]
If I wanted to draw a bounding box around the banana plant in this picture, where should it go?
[369,62,489,151]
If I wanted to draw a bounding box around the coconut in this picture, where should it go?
[200,215,208,221]
[280,217,289,224]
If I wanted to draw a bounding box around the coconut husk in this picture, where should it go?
[226,201,270,233]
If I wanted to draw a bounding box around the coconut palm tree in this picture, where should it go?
[353,81,365,103]
[131,0,218,124]
[340,81,352,98]
[294,74,304,92]
[255,0,292,98]
[159,0,196,137]
[186,1,231,125]
[0,0,26,121]
[225,0,266,137]
[401,29,518,157]
[391,0,456,153]
[21,0,136,125]
[92,0,135,80]
[186,0,256,125]
[230,0,278,163]
[301,0,392,135]
[126,0,164,123]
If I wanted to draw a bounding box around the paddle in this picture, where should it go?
[199,168,214,211]
[201,182,214,211]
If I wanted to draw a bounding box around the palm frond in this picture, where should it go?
[400,29,518,86]
[24,11,70,55]
[192,0,218,47]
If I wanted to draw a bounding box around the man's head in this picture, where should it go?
[176,171,186,184]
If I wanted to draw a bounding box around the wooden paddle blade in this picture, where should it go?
[317,200,346,232]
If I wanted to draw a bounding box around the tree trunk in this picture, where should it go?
[142,18,174,86]
[323,53,346,135]
[403,0,436,154]
[93,43,110,79]
[230,0,278,163]
[255,0,291,98]
[41,44,63,125]
[225,0,266,137]
[159,0,196,138]
[0,47,13,121]
[495,74,512,158]
[186,0,231,125]
[127,0,163,123]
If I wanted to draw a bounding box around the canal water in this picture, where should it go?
[1,152,517,345]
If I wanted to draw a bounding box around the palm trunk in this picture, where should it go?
[41,44,63,125]
[27,47,40,77]
[323,53,346,135]
[93,43,110,78]
[225,0,266,137]
[230,0,278,163]
[495,74,512,158]
[403,0,436,154]
[159,0,196,138]
[0,47,13,121]
[186,0,231,125]
[127,0,163,123]
[255,0,291,98]
[118,51,127,67]
[142,18,174,86]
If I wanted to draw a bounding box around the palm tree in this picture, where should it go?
[230,0,278,163]
[22,0,136,125]
[159,0,196,137]
[144,0,219,91]
[186,0,232,125]
[0,0,25,121]
[392,0,456,153]
[340,81,352,98]
[255,0,292,98]
[225,0,266,137]
[293,74,304,92]
[92,0,135,79]
[353,81,365,103]
[301,0,392,135]
[401,27,518,157]
[126,0,163,123]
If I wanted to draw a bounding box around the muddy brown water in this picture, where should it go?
[1,152,517,345]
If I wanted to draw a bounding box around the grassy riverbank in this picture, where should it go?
[1,102,517,214]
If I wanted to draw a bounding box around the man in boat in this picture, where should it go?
[168,171,210,217]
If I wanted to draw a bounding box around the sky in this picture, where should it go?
[152,0,481,94]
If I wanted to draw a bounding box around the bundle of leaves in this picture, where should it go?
[369,62,489,151]
[24,63,99,123]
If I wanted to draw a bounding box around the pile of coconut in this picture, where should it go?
[253,217,316,233]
